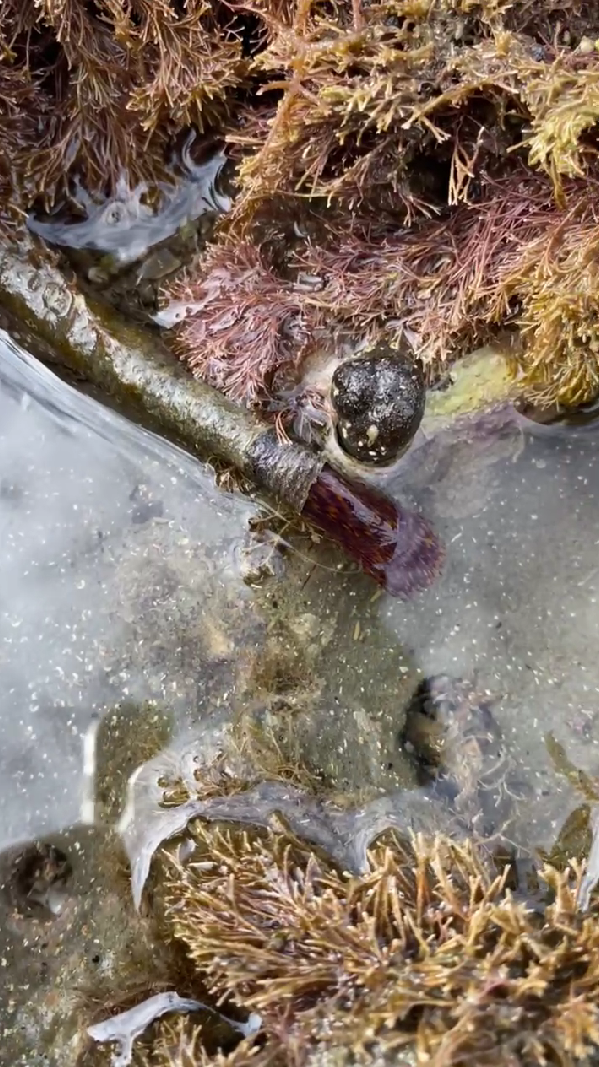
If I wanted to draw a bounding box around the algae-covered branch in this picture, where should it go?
[0,235,443,595]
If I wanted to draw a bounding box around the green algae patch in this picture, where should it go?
[425,347,517,428]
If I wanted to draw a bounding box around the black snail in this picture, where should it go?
[330,348,426,466]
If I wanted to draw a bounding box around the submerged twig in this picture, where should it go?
[0,234,443,597]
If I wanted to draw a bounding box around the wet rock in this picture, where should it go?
[402,673,515,831]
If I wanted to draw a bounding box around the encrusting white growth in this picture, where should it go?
[88,992,207,1067]
[87,990,261,1067]
[117,730,453,910]
[117,726,229,909]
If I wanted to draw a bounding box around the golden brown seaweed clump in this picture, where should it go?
[157,819,599,1067]
[222,1,599,227]
[161,0,599,411]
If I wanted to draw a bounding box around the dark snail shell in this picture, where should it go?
[331,349,425,466]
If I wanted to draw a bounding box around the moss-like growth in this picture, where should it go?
[6,1,599,414]
[159,819,599,1067]
[167,162,599,412]
[82,730,599,1067]
[0,0,245,208]
[168,240,309,404]
[160,2,599,414]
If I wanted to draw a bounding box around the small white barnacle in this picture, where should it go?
[366,423,379,445]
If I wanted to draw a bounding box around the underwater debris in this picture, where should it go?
[88,992,208,1067]
[118,724,458,909]
[123,773,457,910]
[0,245,443,599]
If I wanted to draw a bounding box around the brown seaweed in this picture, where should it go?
[158,810,599,1067]
[98,723,599,1067]
[0,0,245,208]
[4,1,599,411]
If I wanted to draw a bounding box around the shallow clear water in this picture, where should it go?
[3,331,599,1063]
[0,331,258,853]
[0,332,422,1065]
[385,409,599,854]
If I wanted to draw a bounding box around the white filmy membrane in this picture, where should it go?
[87,991,262,1067]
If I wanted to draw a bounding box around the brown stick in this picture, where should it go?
[0,235,443,596]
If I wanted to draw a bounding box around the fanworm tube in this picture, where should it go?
[246,433,443,598]
[302,464,443,598]
[0,236,442,598]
